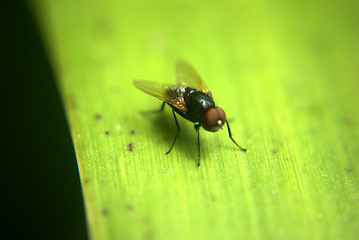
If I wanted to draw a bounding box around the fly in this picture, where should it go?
[133,61,247,167]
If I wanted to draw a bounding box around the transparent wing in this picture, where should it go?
[133,80,187,112]
[176,61,213,99]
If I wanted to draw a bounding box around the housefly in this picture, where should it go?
[133,61,247,167]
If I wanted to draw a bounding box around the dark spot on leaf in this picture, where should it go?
[211,193,217,202]
[273,139,284,147]
[346,167,352,173]
[128,143,134,152]
[127,204,134,211]
[130,130,135,135]
[67,94,77,110]
[104,131,110,135]
[93,17,113,39]
[143,231,153,240]
[342,116,356,128]
[84,179,90,184]
[102,208,109,216]
[94,113,102,120]
[142,217,150,224]
[272,149,278,154]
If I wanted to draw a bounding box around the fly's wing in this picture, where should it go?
[176,61,213,99]
[133,80,187,112]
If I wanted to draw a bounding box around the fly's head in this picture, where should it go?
[202,107,226,132]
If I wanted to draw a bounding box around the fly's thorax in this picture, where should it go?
[202,107,226,132]
[184,88,215,115]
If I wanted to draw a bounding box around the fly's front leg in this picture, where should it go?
[166,109,180,155]
[226,120,247,152]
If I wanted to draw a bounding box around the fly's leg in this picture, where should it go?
[166,109,180,155]
[226,120,248,152]
[159,101,165,112]
[140,102,166,115]
[195,124,201,167]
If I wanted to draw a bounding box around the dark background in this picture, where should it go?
[7,2,87,239]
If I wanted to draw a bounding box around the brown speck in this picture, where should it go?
[94,114,102,120]
[346,167,352,173]
[342,116,356,128]
[273,139,284,147]
[84,179,90,184]
[102,208,109,216]
[142,217,150,224]
[67,94,77,110]
[211,193,217,202]
[127,204,134,211]
[130,130,135,135]
[93,18,113,39]
[105,131,110,135]
[272,149,278,154]
[128,143,134,152]
[143,231,153,240]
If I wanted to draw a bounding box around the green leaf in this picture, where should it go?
[30,0,359,239]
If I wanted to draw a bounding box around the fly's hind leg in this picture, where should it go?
[166,109,180,155]
[140,102,166,115]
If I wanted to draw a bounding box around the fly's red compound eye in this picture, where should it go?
[202,107,226,132]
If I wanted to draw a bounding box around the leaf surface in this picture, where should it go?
[30,0,359,239]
